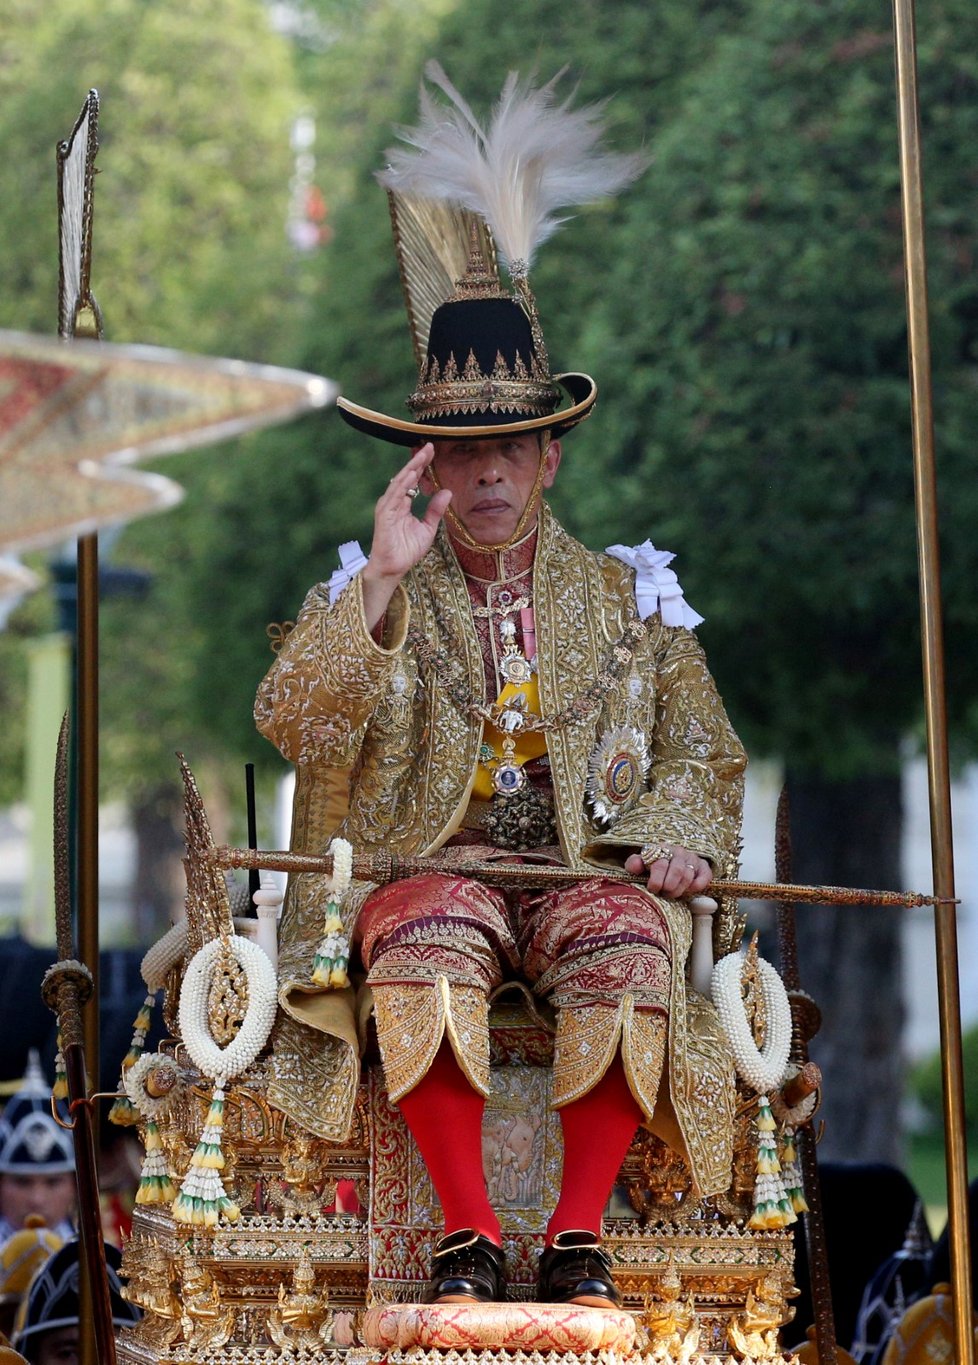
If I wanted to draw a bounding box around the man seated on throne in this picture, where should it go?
[255,70,746,1310]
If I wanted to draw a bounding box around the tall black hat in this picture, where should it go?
[11,1240,139,1356]
[336,65,645,446]
[0,1054,73,1177]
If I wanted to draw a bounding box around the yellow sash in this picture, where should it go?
[471,676,547,799]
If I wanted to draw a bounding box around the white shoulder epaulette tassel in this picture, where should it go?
[328,541,368,604]
[605,541,704,628]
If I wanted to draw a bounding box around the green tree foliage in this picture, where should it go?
[0,0,299,354]
[0,0,303,814]
[0,593,56,807]
[583,4,978,779]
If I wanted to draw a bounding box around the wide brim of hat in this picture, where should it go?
[336,372,596,446]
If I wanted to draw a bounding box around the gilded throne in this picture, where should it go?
[116,759,806,1365]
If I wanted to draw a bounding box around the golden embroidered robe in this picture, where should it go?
[254,504,747,1196]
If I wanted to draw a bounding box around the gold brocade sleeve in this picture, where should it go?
[585,621,746,870]
[254,575,410,766]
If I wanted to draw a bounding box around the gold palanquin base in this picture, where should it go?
[117,1016,798,1364]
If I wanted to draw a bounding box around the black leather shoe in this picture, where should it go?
[424,1228,507,1303]
[537,1230,621,1307]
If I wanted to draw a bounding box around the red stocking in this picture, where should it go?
[397,1040,502,1245]
[547,1054,642,1242]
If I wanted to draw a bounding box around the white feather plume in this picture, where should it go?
[378,62,647,273]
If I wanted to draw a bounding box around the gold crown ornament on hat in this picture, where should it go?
[336,63,647,445]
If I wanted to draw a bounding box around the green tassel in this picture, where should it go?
[108,1093,140,1127]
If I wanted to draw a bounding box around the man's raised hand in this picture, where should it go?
[361,445,452,631]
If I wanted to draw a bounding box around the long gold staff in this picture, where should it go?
[209,842,953,907]
[891,1,974,1360]
[40,716,117,1365]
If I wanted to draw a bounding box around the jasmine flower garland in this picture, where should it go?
[123,1051,181,1206]
[174,933,278,1227]
[178,935,277,1084]
[712,947,795,1230]
[109,920,189,1126]
[311,837,354,989]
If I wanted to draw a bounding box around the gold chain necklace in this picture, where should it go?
[408,612,647,739]
[470,594,529,620]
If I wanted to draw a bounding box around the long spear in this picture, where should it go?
[56,88,103,1365]
[890,1,974,1360]
[57,87,103,1107]
[40,716,116,1365]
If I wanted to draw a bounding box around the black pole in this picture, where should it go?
[245,762,260,912]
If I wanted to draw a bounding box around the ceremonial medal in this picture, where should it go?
[498,615,534,684]
[484,731,528,794]
[586,725,651,827]
[472,593,536,685]
[493,751,527,794]
[499,652,533,685]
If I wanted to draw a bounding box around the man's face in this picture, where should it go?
[0,1172,75,1230]
[35,1325,79,1365]
[422,433,561,544]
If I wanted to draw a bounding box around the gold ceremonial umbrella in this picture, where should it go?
[0,327,334,566]
[0,327,334,1365]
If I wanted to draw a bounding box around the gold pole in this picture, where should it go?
[890,3,974,1361]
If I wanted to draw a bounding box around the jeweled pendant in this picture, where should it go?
[499,653,533,685]
[492,760,527,795]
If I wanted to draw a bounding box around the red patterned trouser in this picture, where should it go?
[358,872,671,1011]
[357,873,672,1109]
